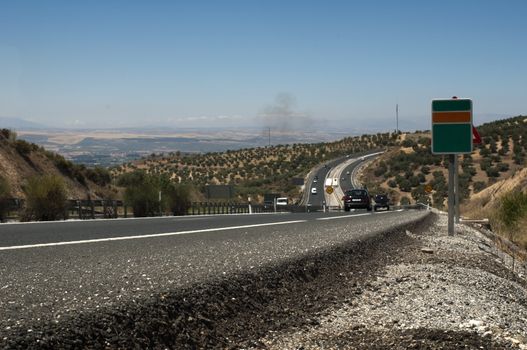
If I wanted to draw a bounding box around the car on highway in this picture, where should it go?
[311,187,317,194]
[342,189,372,212]
[313,178,317,183]
[373,194,390,211]
[276,197,288,206]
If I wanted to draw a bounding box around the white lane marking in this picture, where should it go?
[316,213,371,221]
[0,220,307,251]
[0,212,287,226]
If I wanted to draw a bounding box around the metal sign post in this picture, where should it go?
[454,156,460,224]
[448,155,455,235]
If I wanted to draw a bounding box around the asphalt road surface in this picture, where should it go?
[0,210,427,341]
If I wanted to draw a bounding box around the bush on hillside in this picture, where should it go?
[0,176,10,222]
[123,174,162,217]
[473,181,486,193]
[497,191,527,228]
[495,191,527,245]
[15,139,34,156]
[85,166,111,186]
[23,175,68,221]
[0,128,15,141]
[400,196,411,205]
[166,183,193,215]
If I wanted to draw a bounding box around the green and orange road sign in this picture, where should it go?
[431,98,473,154]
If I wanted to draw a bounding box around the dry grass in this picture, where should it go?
[462,168,527,250]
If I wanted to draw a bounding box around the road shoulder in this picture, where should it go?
[260,214,527,349]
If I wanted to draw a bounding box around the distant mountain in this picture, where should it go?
[0,117,48,130]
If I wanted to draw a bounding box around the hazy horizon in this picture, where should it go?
[1,1,526,132]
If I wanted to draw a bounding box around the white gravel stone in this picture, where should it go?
[259,214,527,349]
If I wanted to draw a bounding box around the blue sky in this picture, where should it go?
[1,0,526,132]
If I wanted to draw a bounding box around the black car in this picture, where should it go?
[373,194,390,211]
[342,189,372,212]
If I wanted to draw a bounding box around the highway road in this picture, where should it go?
[301,150,382,207]
[324,151,384,208]
[0,209,427,345]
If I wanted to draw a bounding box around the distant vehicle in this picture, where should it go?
[276,197,288,206]
[263,193,280,209]
[373,194,390,211]
[360,156,365,161]
[342,189,372,212]
[313,178,318,183]
[311,187,317,194]
[332,178,339,187]
[325,178,333,187]
[346,171,350,175]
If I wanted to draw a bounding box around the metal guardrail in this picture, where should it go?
[1,199,327,222]
[2,197,427,223]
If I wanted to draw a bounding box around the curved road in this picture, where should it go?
[301,150,383,207]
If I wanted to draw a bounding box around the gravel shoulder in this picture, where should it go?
[260,213,527,349]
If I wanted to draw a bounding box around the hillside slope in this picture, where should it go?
[361,115,527,207]
[111,133,398,202]
[359,115,527,249]
[0,129,115,200]
[463,167,527,248]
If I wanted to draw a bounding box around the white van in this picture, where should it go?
[276,197,288,206]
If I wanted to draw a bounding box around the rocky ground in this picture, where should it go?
[2,212,526,349]
[258,214,527,349]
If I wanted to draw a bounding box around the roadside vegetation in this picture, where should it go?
[118,170,195,217]
[495,191,527,249]
[22,175,68,221]
[0,176,10,222]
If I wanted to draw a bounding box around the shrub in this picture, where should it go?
[124,178,161,217]
[497,191,527,233]
[400,196,411,205]
[0,129,14,140]
[486,167,500,178]
[497,162,509,172]
[433,191,445,210]
[24,175,68,221]
[15,139,33,156]
[398,179,412,192]
[0,176,10,222]
[473,181,486,193]
[166,183,193,215]
[54,156,74,176]
[479,147,491,157]
[85,166,111,186]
